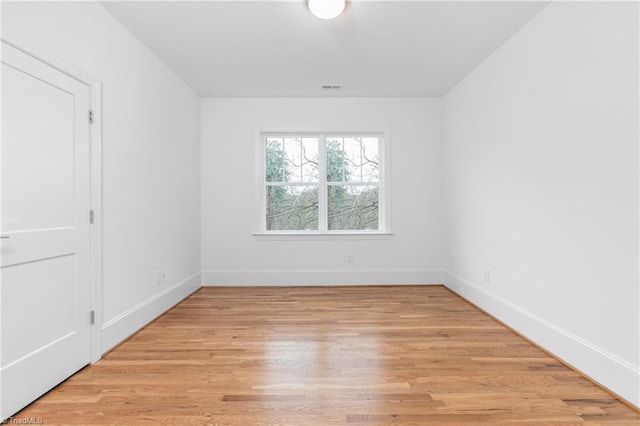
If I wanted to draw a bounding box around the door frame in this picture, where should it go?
[2,34,104,363]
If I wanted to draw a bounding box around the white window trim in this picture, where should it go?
[255,130,392,237]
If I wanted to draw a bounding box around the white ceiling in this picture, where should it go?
[101,1,549,97]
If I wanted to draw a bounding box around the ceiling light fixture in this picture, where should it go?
[308,0,345,20]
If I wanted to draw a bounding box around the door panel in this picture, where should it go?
[2,255,76,365]
[2,63,76,232]
[1,41,92,419]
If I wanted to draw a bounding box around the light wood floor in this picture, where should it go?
[16,286,640,424]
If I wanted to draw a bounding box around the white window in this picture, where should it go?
[261,133,387,234]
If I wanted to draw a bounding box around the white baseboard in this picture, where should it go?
[443,270,640,409]
[202,268,443,286]
[101,271,201,353]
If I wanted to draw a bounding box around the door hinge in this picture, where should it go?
[89,209,95,224]
[90,310,95,325]
[89,110,94,124]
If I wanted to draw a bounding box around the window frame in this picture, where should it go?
[256,131,391,237]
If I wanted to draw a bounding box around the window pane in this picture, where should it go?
[328,185,379,230]
[326,137,379,183]
[283,137,319,182]
[343,137,362,181]
[265,138,284,182]
[361,137,380,182]
[266,185,318,230]
[325,137,345,182]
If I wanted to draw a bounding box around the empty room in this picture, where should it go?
[1,0,638,424]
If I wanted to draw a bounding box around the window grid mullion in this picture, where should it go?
[266,182,318,186]
[326,182,380,186]
[318,135,327,232]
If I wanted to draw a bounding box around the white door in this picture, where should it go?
[1,41,92,419]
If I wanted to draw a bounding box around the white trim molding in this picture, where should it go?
[443,270,640,409]
[101,272,201,353]
[203,268,443,286]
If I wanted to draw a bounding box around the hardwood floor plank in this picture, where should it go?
[13,286,640,424]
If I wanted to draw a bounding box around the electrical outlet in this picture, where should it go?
[346,253,353,263]
[157,270,167,285]
[483,268,491,283]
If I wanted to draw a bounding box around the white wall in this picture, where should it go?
[443,2,639,406]
[201,98,443,285]
[2,1,202,353]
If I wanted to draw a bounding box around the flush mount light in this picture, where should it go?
[308,0,345,19]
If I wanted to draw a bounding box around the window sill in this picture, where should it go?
[252,232,394,241]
